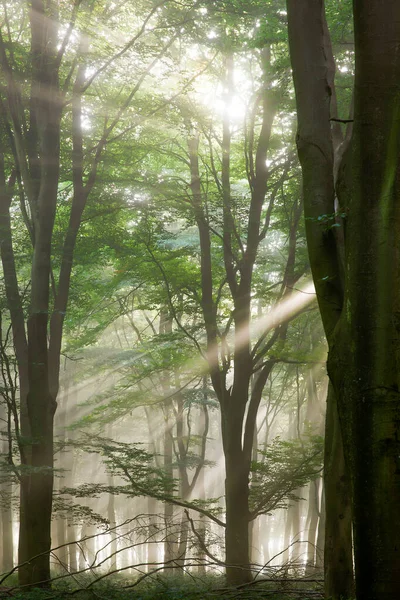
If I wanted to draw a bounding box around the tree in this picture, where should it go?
[0,0,200,585]
[286,0,400,598]
[184,53,304,582]
[285,3,354,596]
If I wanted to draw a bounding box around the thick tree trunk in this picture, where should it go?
[285,1,354,596]
[287,1,400,598]
[17,2,62,584]
[19,320,57,586]
[18,313,58,586]
[224,454,252,584]
[323,384,353,598]
[329,4,400,597]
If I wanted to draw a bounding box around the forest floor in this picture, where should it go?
[0,573,324,600]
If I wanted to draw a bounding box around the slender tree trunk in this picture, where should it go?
[1,484,13,573]
[147,496,159,570]
[55,510,67,571]
[315,483,325,570]
[305,479,319,575]
[196,463,207,575]
[175,511,188,569]
[67,525,77,573]
[282,503,292,565]
[106,425,117,571]
[79,523,96,569]
[54,385,68,570]
[290,494,301,564]
[249,518,261,567]
[260,516,270,566]
[107,478,117,571]
[282,497,303,567]
[174,389,190,571]
[65,375,78,573]
[160,310,175,570]
[163,432,174,562]
[249,420,261,567]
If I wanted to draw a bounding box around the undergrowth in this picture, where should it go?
[0,572,324,600]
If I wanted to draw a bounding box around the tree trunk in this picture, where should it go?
[147,496,159,570]
[67,525,77,573]
[1,483,13,573]
[54,385,68,570]
[285,1,354,596]
[287,1,400,597]
[107,480,117,571]
[19,373,56,586]
[261,516,270,566]
[329,3,400,596]
[249,516,261,568]
[305,479,319,575]
[163,405,175,567]
[289,493,301,564]
[323,384,353,598]
[17,1,62,585]
[55,512,67,571]
[315,483,325,570]
[196,463,207,575]
[224,454,252,584]
[186,47,296,585]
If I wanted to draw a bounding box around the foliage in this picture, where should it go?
[61,437,176,499]
[249,435,323,519]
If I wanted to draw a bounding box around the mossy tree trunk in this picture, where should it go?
[287,0,400,598]
[329,3,400,594]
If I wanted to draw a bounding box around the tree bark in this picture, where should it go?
[0,480,13,573]
[287,0,400,598]
[224,441,252,584]
[323,384,353,597]
[285,2,354,597]
[315,483,325,570]
[328,3,400,596]
[305,479,319,574]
